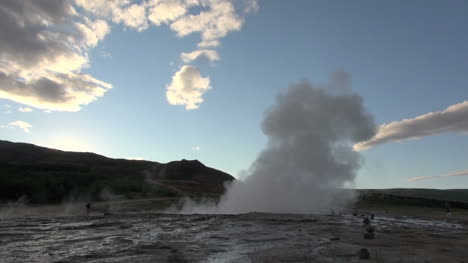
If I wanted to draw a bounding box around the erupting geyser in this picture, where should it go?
[181,71,376,213]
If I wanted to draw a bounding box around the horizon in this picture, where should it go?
[2,138,465,191]
[1,0,468,190]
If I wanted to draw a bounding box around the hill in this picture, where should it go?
[0,140,234,204]
[357,189,468,210]
[358,188,468,203]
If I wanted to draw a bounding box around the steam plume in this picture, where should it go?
[180,71,376,213]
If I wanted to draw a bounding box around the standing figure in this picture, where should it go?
[86,202,91,216]
[445,201,452,216]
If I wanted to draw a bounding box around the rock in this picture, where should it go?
[370,214,375,220]
[359,248,370,259]
[330,237,340,241]
[363,217,370,225]
[364,232,374,239]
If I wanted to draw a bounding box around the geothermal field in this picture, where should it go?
[1,201,467,263]
[1,74,467,263]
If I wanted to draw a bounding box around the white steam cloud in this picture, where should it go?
[408,170,468,182]
[354,100,468,151]
[179,71,376,213]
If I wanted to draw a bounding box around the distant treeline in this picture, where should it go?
[0,163,178,204]
[358,192,468,209]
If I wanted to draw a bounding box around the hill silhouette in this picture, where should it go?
[0,140,234,204]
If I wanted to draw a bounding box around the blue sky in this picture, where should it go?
[1,0,467,189]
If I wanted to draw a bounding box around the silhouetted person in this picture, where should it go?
[86,202,91,216]
[363,217,370,225]
[445,201,452,216]
[370,213,375,220]
[352,208,358,216]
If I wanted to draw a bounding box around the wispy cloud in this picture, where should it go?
[181,49,220,63]
[1,120,32,133]
[192,146,201,151]
[18,107,33,113]
[408,170,468,182]
[354,100,468,151]
[2,104,12,114]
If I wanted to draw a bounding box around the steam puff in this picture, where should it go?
[180,71,376,213]
[408,170,468,182]
[354,100,468,151]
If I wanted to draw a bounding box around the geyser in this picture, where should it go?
[181,71,376,213]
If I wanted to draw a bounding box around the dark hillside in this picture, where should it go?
[0,140,234,204]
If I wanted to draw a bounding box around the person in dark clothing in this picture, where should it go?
[445,201,452,216]
[86,203,91,216]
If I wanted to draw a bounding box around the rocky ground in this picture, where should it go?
[1,204,467,263]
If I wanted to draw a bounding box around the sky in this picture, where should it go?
[1,0,467,189]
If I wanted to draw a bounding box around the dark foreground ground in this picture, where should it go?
[1,202,467,263]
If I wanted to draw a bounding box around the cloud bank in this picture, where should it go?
[408,170,468,182]
[75,0,258,110]
[0,0,112,111]
[0,0,258,111]
[354,100,468,151]
[179,72,376,213]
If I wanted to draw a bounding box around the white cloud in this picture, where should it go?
[112,3,149,31]
[354,100,468,151]
[18,107,33,112]
[408,170,468,182]
[191,146,201,151]
[148,0,190,26]
[76,18,111,47]
[2,120,32,133]
[0,0,258,111]
[170,0,243,44]
[181,49,220,63]
[0,71,112,112]
[197,40,220,48]
[166,65,211,110]
[0,0,112,112]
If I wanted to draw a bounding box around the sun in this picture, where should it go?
[43,136,94,153]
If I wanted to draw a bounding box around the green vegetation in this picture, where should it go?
[0,140,233,205]
[0,162,178,204]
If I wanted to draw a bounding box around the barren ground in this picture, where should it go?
[1,201,467,263]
